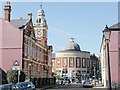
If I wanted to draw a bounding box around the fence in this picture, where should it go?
[31,77,56,88]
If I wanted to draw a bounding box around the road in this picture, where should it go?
[46,83,93,90]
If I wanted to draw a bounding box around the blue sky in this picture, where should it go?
[1,2,118,55]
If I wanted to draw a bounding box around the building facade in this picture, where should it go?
[0,1,53,82]
[52,38,91,83]
[90,54,101,80]
[100,23,120,87]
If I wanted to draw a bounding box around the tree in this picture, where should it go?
[7,69,25,84]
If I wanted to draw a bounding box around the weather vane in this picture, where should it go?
[40,2,42,9]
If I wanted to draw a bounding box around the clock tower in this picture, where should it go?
[34,5,48,46]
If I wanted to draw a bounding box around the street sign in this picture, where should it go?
[12,60,20,83]
[13,60,20,66]
[12,60,20,70]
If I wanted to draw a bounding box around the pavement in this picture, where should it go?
[93,83,105,88]
[36,82,105,90]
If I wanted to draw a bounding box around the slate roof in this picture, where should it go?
[109,22,120,29]
[63,39,81,51]
[10,19,27,28]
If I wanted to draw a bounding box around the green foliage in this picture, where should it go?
[7,69,26,84]
[52,72,59,79]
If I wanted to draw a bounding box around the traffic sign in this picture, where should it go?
[13,60,20,66]
[12,60,20,70]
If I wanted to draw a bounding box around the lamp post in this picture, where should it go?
[93,63,96,86]
[103,25,112,90]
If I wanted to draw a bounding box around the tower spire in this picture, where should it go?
[70,38,74,42]
[40,2,42,9]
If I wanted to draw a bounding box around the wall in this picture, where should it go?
[109,31,119,83]
[0,19,23,72]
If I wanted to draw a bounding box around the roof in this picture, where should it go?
[109,22,120,29]
[57,50,90,53]
[63,38,81,51]
[10,19,27,28]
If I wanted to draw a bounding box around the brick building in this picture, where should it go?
[0,1,53,82]
[52,38,91,83]
[90,54,101,79]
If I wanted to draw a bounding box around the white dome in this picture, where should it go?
[37,9,45,16]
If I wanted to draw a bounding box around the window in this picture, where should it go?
[38,65,40,77]
[82,58,86,68]
[24,44,28,55]
[69,57,74,67]
[24,38,28,56]
[87,58,90,68]
[76,57,81,67]
[33,44,36,59]
[39,19,41,23]
[57,58,60,67]
[40,49,43,62]
[37,48,40,61]
[36,19,38,23]
[63,57,67,67]
[28,40,32,56]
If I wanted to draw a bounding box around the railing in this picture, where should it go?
[30,77,56,88]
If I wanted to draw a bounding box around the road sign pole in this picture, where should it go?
[18,70,20,83]
[12,60,20,83]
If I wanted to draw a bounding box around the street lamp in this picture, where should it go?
[103,25,112,90]
[93,63,96,86]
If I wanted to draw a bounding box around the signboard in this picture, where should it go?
[12,60,20,70]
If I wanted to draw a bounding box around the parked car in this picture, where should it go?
[83,79,93,88]
[56,78,63,85]
[63,79,69,85]
[16,82,36,90]
[81,80,86,84]
[56,78,69,85]
[0,84,19,90]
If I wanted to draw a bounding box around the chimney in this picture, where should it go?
[4,1,11,22]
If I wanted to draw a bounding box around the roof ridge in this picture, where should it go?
[11,19,27,21]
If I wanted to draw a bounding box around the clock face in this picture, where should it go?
[36,29,43,37]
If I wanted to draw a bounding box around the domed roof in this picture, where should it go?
[64,38,81,51]
[37,9,45,16]
[37,4,45,16]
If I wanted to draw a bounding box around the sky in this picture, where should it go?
[1,1,118,55]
